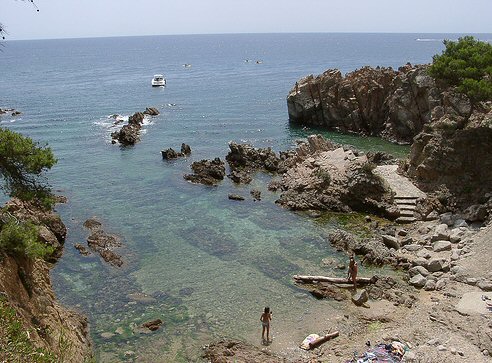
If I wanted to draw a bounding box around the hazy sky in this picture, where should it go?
[2,0,492,40]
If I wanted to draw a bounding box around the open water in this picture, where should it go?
[0,33,486,362]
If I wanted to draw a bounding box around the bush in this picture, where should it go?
[429,36,492,102]
[0,218,54,259]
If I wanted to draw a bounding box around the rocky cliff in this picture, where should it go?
[287,64,472,144]
[0,199,92,362]
[288,64,492,207]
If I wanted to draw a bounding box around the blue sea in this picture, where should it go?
[0,33,486,362]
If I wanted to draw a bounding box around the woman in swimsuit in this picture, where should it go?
[348,255,358,288]
[260,307,272,343]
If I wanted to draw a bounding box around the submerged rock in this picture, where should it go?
[83,218,123,267]
[203,340,284,363]
[228,194,245,201]
[141,319,163,331]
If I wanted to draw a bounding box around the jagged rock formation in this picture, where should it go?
[225,142,281,183]
[406,123,492,204]
[111,108,160,145]
[289,64,492,208]
[0,199,92,362]
[161,143,192,160]
[287,64,473,144]
[271,135,398,218]
[184,158,226,185]
[83,218,123,267]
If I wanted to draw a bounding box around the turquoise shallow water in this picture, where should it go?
[1,33,486,361]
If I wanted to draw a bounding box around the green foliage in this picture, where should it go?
[0,127,57,205]
[0,300,57,363]
[315,168,331,186]
[0,218,54,259]
[429,36,492,101]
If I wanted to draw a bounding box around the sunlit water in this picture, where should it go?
[1,33,484,361]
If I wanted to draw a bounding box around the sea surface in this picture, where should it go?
[1,33,488,362]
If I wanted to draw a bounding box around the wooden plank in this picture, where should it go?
[293,275,376,285]
[309,331,339,349]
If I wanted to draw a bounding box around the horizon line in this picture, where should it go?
[4,31,492,42]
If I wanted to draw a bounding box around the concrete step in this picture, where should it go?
[399,211,415,217]
[395,200,419,203]
[396,216,417,224]
[399,205,417,211]
[395,195,419,200]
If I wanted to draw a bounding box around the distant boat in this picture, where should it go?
[183,64,192,68]
[151,74,166,87]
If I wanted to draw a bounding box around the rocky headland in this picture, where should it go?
[0,198,93,362]
[288,64,492,209]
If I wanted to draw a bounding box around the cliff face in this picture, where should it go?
[288,65,492,205]
[287,64,472,144]
[0,199,92,362]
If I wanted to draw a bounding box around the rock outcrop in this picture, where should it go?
[225,142,282,184]
[83,218,123,267]
[289,64,492,208]
[184,158,226,185]
[0,199,92,362]
[161,143,192,160]
[111,108,160,145]
[406,123,492,205]
[272,135,397,218]
[287,64,473,144]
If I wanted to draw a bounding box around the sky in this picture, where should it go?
[2,0,492,40]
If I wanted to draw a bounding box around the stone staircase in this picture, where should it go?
[374,165,426,224]
[394,196,418,224]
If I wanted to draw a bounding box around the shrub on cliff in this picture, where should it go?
[0,127,56,207]
[0,218,54,259]
[429,36,492,102]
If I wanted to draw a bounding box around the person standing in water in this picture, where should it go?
[260,307,272,343]
[347,255,358,288]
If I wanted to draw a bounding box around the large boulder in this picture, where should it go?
[351,289,369,306]
[409,274,427,288]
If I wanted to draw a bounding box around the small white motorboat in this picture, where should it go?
[151,74,166,87]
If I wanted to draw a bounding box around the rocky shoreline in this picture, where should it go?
[0,198,93,362]
[196,64,492,362]
[4,60,492,362]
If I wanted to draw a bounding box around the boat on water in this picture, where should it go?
[151,74,166,87]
